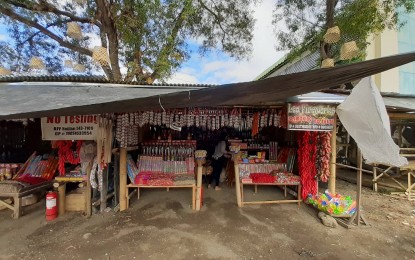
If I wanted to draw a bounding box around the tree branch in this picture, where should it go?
[197,0,227,44]
[0,6,93,56]
[150,5,189,82]
[4,0,101,27]
[17,19,71,48]
[96,0,121,80]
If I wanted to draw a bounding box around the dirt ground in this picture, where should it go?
[1,177,415,260]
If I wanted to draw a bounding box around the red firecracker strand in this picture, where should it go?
[297,131,318,199]
[317,132,332,182]
[250,173,276,183]
[56,140,83,175]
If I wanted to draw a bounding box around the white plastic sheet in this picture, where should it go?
[336,77,408,167]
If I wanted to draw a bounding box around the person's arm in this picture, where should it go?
[219,141,231,157]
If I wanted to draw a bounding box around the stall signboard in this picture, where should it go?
[41,115,98,140]
[287,103,336,131]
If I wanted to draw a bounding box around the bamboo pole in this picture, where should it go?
[329,117,337,194]
[86,163,92,217]
[120,147,127,211]
[195,164,203,211]
[356,148,362,226]
[234,163,242,207]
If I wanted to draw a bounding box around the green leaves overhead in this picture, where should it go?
[0,0,256,82]
[273,0,415,61]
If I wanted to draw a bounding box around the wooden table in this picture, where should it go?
[240,182,301,207]
[126,184,197,210]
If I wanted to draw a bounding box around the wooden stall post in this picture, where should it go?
[100,167,108,212]
[120,147,127,211]
[234,154,242,207]
[57,183,66,216]
[86,163,92,217]
[356,148,363,226]
[329,117,337,194]
[195,159,204,211]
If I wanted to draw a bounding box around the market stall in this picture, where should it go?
[41,114,114,217]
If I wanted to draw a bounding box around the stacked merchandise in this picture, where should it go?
[307,190,356,216]
[238,163,300,184]
[0,163,20,181]
[132,154,195,186]
[16,153,58,184]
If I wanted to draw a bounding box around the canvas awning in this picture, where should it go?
[0,52,415,120]
[336,77,408,167]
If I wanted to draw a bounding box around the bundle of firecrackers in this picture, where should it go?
[194,150,207,159]
[307,190,356,216]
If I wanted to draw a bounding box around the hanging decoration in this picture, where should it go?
[340,41,359,60]
[0,67,11,75]
[323,26,341,44]
[115,108,285,147]
[297,131,318,199]
[90,156,104,191]
[56,140,83,175]
[79,141,97,174]
[92,46,110,66]
[67,22,83,40]
[64,60,73,68]
[29,57,45,70]
[73,64,86,72]
[316,132,332,182]
[97,114,114,168]
[321,58,334,68]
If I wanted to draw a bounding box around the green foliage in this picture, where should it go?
[0,0,256,81]
[273,0,415,62]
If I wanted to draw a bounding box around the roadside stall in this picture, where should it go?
[41,114,114,217]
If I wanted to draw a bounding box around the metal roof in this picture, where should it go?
[0,75,216,88]
[0,52,414,120]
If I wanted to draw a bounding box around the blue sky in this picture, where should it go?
[0,0,285,85]
[168,0,286,85]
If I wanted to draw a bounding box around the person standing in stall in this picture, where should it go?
[209,133,231,190]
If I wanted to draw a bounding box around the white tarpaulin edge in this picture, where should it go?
[336,77,408,167]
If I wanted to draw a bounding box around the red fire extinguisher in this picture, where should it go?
[46,191,58,221]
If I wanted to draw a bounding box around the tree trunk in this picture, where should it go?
[320,0,336,61]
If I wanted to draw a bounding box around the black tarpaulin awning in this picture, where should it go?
[0,51,415,120]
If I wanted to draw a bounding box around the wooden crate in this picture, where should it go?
[65,187,86,212]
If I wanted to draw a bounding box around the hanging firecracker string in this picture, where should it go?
[297,131,318,199]
[56,140,83,175]
[317,132,332,182]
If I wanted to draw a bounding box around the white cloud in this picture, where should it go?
[170,0,286,85]
[0,34,8,41]
[167,69,199,84]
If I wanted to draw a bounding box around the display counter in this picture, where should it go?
[237,162,301,206]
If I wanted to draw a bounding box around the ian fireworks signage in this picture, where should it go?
[287,103,336,131]
[41,115,98,140]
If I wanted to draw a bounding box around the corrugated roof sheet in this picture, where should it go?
[0,52,414,119]
[0,75,216,88]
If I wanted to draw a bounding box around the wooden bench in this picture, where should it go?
[0,181,53,219]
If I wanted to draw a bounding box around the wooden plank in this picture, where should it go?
[242,200,301,205]
[196,166,203,211]
[100,167,108,212]
[356,149,362,226]
[329,117,337,193]
[58,183,66,216]
[0,199,14,211]
[119,147,127,211]
[13,196,21,219]
[234,164,242,207]
[86,163,92,217]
